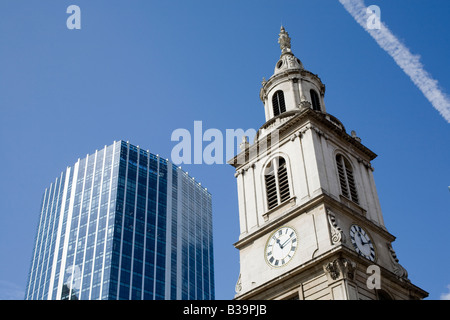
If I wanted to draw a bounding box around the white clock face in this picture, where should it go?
[265,226,298,268]
[350,224,376,261]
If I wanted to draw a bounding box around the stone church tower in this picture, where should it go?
[228,27,428,300]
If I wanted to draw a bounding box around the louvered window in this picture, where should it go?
[336,154,359,204]
[310,89,321,111]
[265,172,278,210]
[272,90,286,117]
[265,157,291,210]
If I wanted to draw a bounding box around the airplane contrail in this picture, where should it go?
[338,0,450,123]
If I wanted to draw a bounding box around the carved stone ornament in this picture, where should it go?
[239,135,250,151]
[261,77,267,86]
[342,258,357,280]
[351,130,362,143]
[323,258,356,281]
[290,132,303,142]
[356,157,374,171]
[388,243,409,281]
[324,260,340,280]
[234,169,244,178]
[278,26,292,54]
[235,274,242,294]
[300,95,312,109]
[313,127,328,140]
[286,55,299,68]
[327,209,345,244]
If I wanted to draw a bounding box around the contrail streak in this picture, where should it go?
[339,0,450,123]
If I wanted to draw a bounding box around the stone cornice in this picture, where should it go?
[234,246,428,300]
[227,108,377,169]
[233,192,394,251]
[260,69,325,101]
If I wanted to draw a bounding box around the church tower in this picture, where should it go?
[228,27,428,300]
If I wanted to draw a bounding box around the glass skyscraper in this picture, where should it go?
[25,140,214,300]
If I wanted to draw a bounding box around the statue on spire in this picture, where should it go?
[278,26,292,54]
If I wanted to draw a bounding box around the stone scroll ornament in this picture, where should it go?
[327,209,345,244]
[235,274,242,294]
[387,243,409,281]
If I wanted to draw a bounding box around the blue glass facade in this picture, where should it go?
[25,141,214,300]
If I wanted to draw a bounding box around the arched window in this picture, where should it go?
[265,157,290,210]
[336,154,359,204]
[310,89,321,111]
[377,290,393,300]
[272,90,286,117]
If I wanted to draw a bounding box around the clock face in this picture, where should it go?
[265,226,298,268]
[349,224,376,261]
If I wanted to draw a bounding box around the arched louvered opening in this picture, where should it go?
[310,89,321,111]
[278,158,290,203]
[265,166,278,210]
[377,290,394,300]
[336,154,359,204]
[265,157,290,210]
[272,90,286,117]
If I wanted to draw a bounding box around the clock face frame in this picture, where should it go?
[349,224,376,262]
[265,226,298,268]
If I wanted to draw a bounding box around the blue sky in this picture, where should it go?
[0,0,449,300]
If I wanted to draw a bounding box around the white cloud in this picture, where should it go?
[0,280,25,300]
[440,284,450,300]
[339,0,450,123]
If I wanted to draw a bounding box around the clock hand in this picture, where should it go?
[362,234,370,244]
[361,234,371,246]
[357,232,368,245]
[275,238,283,248]
[280,238,291,249]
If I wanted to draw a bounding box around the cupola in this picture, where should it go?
[260,26,327,122]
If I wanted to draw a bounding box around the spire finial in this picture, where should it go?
[278,25,292,54]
